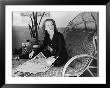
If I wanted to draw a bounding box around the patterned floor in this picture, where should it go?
[12,54,97,77]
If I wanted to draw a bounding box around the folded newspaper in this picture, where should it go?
[14,52,52,74]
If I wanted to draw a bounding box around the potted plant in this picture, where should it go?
[28,12,46,48]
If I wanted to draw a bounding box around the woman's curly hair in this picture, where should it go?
[42,18,58,34]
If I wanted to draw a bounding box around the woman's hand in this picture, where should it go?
[13,56,19,60]
[29,51,34,58]
[46,56,56,66]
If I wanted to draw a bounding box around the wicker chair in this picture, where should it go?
[61,12,98,77]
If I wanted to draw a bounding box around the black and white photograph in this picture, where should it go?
[12,11,98,77]
[5,6,106,84]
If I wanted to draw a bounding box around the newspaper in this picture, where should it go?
[15,52,52,74]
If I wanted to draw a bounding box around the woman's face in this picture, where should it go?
[45,21,54,33]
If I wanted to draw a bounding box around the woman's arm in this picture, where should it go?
[33,35,48,55]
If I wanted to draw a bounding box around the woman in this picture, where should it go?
[29,18,68,67]
[13,19,68,76]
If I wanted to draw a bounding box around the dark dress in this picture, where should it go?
[34,31,68,67]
